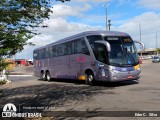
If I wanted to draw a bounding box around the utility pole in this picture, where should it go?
[156,31,158,55]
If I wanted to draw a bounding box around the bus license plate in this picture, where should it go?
[127,76,133,79]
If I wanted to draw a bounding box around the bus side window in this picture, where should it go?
[57,45,63,56]
[49,46,53,57]
[61,43,66,56]
[45,47,49,58]
[39,48,45,59]
[66,42,72,55]
[33,51,38,60]
[81,38,90,55]
[75,39,82,53]
[52,46,57,57]
[95,44,108,64]
[74,38,89,55]
[71,41,75,54]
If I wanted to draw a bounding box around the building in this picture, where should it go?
[138,48,156,56]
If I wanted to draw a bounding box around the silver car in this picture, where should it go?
[152,56,160,63]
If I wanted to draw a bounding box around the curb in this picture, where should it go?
[9,75,33,77]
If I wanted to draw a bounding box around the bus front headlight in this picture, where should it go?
[109,69,119,73]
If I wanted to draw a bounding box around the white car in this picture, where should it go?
[152,56,160,63]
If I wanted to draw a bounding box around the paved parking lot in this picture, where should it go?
[0,62,160,119]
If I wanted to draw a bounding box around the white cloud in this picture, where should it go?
[16,10,103,59]
[39,17,103,39]
[74,0,111,2]
[137,0,160,10]
[52,4,91,17]
[112,12,160,49]
[116,0,132,6]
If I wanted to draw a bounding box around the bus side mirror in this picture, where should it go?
[133,40,145,51]
[95,40,111,52]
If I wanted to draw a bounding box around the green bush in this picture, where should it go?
[0,80,7,85]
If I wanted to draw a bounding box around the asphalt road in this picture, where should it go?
[1,62,160,120]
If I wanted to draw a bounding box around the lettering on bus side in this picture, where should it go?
[76,57,87,63]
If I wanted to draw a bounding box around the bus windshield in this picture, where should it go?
[104,36,139,66]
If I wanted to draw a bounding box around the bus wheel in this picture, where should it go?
[40,71,46,81]
[86,72,95,86]
[46,71,51,82]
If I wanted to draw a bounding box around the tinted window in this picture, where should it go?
[39,48,45,59]
[57,45,63,56]
[35,37,89,59]
[33,50,38,60]
[87,35,103,48]
[52,46,57,57]
[71,41,75,54]
[62,43,67,55]
[45,47,49,58]
[65,42,74,55]
[75,39,83,53]
[49,46,53,57]
[74,38,89,54]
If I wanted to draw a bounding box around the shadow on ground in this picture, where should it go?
[0,79,138,111]
[0,83,109,112]
[46,78,139,87]
[0,79,138,119]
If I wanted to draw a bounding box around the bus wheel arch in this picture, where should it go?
[40,70,46,80]
[85,69,95,85]
[46,70,51,82]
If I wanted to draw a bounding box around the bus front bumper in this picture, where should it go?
[109,69,141,82]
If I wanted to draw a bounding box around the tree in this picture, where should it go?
[0,0,71,79]
[0,0,53,56]
[0,0,53,80]
[0,0,53,73]
[156,48,160,54]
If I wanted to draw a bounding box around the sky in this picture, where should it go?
[15,0,160,59]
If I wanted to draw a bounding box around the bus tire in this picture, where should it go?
[46,71,51,82]
[86,72,95,86]
[40,71,46,81]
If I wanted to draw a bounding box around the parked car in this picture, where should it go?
[152,56,160,63]
[142,56,148,60]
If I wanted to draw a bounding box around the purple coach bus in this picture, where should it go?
[33,31,144,85]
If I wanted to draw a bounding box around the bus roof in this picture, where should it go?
[34,30,130,51]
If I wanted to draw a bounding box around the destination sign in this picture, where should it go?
[123,38,132,43]
[107,37,119,40]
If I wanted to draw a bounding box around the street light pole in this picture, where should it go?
[102,4,110,30]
